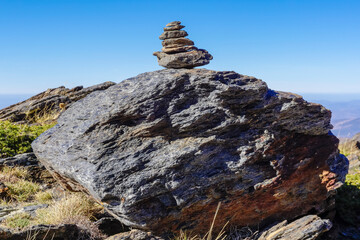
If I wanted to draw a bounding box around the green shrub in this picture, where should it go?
[0,121,54,158]
[336,173,360,226]
[7,179,41,202]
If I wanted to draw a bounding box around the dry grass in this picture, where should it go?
[34,190,53,204]
[0,166,29,183]
[0,166,41,202]
[6,179,40,202]
[34,193,102,225]
[26,228,55,240]
[25,103,61,125]
[175,202,228,240]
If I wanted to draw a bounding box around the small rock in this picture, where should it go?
[105,229,164,240]
[0,204,48,222]
[0,152,38,167]
[161,46,198,54]
[162,38,194,47]
[159,30,188,40]
[165,21,181,27]
[257,215,333,240]
[0,206,18,219]
[154,49,212,68]
[164,25,185,31]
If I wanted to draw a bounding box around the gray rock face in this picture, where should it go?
[32,69,347,235]
[154,21,213,69]
[257,215,332,240]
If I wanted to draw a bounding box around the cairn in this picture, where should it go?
[153,21,213,69]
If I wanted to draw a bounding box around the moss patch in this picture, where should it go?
[0,121,54,158]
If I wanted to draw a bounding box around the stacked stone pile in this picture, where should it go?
[153,21,213,68]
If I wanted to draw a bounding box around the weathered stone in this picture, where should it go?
[0,224,80,240]
[105,230,164,240]
[159,30,188,40]
[153,49,213,68]
[165,21,181,27]
[0,81,115,124]
[32,69,347,235]
[257,215,332,240]
[161,46,198,54]
[162,38,194,47]
[95,217,129,236]
[164,25,185,31]
[0,204,48,222]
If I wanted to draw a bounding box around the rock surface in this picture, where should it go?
[0,224,80,240]
[153,21,213,68]
[257,215,332,240]
[32,69,348,235]
[105,229,164,240]
[0,81,115,124]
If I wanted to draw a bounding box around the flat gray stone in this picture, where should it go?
[153,49,213,68]
[159,30,188,40]
[165,21,181,27]
[257,215,333,240]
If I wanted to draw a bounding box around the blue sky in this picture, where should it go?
[0,0,359,95]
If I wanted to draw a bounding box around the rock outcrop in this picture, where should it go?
[32,69,348,235]
[153,21,213,69]
[0,81,115,124]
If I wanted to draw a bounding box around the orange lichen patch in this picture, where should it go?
[320,170,341,191]
[59,103,66,110]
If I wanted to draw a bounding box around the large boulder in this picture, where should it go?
[32,69,348,235]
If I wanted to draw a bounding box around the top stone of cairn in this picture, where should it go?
[153,21,213,69]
